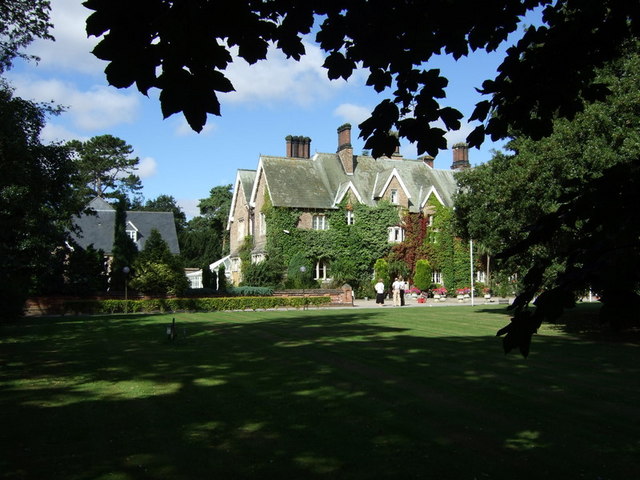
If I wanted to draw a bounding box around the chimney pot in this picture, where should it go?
[337,124,355,174]
[451,142,470,170]
[419,155,434,168]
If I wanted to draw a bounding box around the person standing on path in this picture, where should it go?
[375,278,386,306]
[392,277,402,306]
[399,277,406,306]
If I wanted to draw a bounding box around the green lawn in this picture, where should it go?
[1,305,638,479]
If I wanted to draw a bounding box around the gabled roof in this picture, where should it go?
[228,150,458,219]
[254,155,336,209]
[376,167,412,200]
[227,169,256,228]
[70,198,180,255]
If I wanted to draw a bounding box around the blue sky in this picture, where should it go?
[8,1,523,218]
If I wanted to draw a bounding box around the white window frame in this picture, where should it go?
[346,210,355,225]
[475,271,486,283]
[259,212,266,236]
[251,253,265,264]
[432,271,443,285]
[390,189,399,204]
[126,229,137,242]
[237,218,245,240]
[312,214,327,230]
[388,226,404,243]
[315,260,329,280]
[230,257,241,272]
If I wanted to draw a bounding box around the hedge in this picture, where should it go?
[52,295,332,315]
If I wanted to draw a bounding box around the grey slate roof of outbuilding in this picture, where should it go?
[70,197,180,255]
[257,153,457,212]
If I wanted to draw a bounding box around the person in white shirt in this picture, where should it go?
[374,279,386,305]
[392,277,402,306]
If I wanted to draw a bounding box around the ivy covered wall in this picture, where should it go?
[262,191,398,288]
[242,190,472,294]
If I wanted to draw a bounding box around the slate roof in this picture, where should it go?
[70,197,180,255]
[253,153,457,212]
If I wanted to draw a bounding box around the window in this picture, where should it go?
[315,260,329,280]
[432,271,442,284]
[125,221,138,242]
[346,210,355,225]
[259,213,266,235]
[388,226,404,243]
[312,214,327,230]
[230,257,241,272]
[426,214,434,226]
[237,218,245,240]
[475,271,486,283]
[390,189,399,204]
[252,253,265,264]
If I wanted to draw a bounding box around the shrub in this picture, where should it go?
[413,259,432,291]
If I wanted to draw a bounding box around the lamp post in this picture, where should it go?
[300,265,307,310]
[470,239,475,307]
[123,266,130,313]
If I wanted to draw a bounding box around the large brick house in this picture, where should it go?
[226,124,468,285]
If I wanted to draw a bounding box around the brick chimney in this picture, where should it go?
[286,135,293,157]
[451,142,470,170]
[419,155,434,168]
[286,135,311,158]
[391,131,402,159]
[337,124,355,174]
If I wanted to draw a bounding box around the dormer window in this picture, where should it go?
[126,221,139,242]
[346,210,355,225]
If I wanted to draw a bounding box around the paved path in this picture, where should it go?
[349,296,510,309]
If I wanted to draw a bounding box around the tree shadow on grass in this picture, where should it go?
[1,310,639,479]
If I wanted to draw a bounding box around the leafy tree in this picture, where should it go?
[198,184,233,224]
[413,259,432,292]
[130,229,188,296]
[0,0,53,72]
[0,2,87,319]
[217,265,227,293]
[455,44,640,354]
[85,1,639,158]
[285,253,314,289]
[179,184,232,266]
[67,134,142,205]
[201,263,212,289]
[0,81,84,319]
[129,262,188,296]
[109,197,138,292]
[374,259,390,289]
[142,194,187,234]
[241,258,285,288]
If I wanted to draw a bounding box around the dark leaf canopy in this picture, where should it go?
[84,0,640,156]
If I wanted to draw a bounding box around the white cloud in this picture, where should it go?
[10,75,140,131]
[222,42,355,106]
[443,121,475,147]
[135,157,158,179]
[40,122,86,144]
[27,0,103,75]
[333,103,372,126]
[177,198,200,220]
